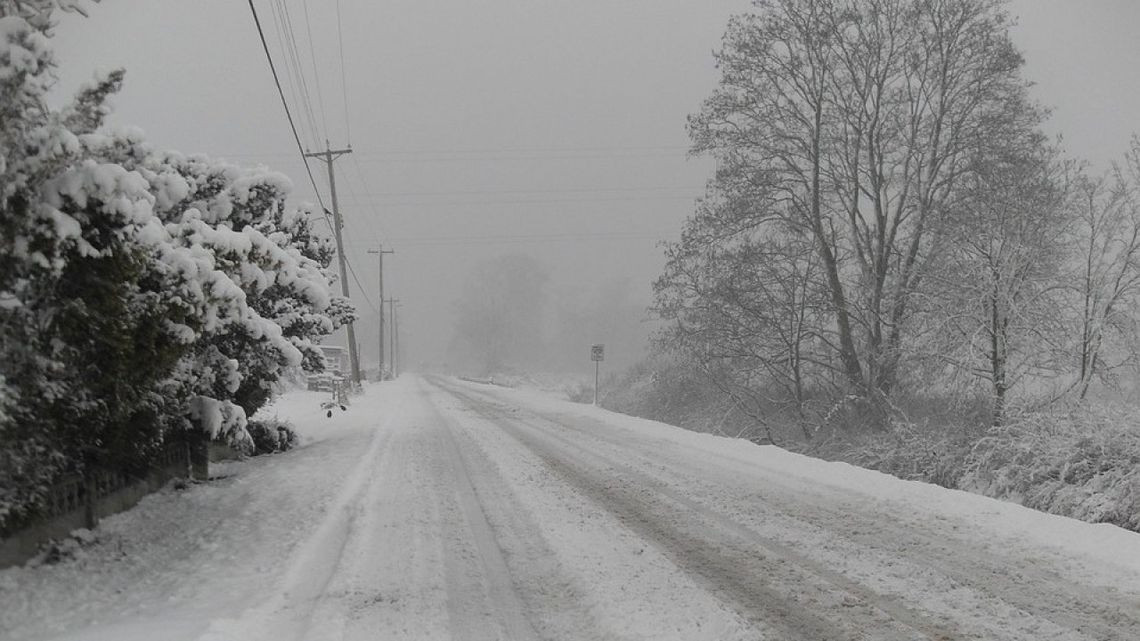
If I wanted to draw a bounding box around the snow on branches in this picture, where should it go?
[0,1,351,529]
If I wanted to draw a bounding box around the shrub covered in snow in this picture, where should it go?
[832,419,975,490]
[31,527,98,566]
[565,381,595,404]
[602,354,786,444]
[246,417,299,456]
[962,406,1140,530]
[0,1,352,530]
[607,353,1140,531]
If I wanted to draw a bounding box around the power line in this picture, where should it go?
[346,194,700,208]
[268,0,310,147]
[300,0,330,142]
[345,258,378,313]
[246,0,326,212]
[351,185,707,199]
[349,155,391,241]
[355,144,691,156]
[367,230,676,247]
[338,157,385,246]
[335,0,351,143]
[277,0,322,146]
[350,152,693,164]
[252,0,372,333]
[205,144,693,160]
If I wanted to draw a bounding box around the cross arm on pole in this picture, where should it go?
[303,147,353,162]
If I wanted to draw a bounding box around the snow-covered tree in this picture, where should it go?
[922,142,1072,425]
[0,0,350,529]
[123,149,354,423]
[665,0,1051,434]
[686,0,1043,410]
[654,184,830,439]
[1068,141,1140,399]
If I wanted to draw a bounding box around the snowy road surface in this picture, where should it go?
[3,376,1140,640]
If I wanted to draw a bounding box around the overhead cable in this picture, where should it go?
[336,0,351,143]
[246,0,327,212]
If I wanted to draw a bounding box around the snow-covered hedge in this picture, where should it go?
[607,354,1140,532]
[962,407,1140,531]
[836,420,975,490]
[0,1,352,531]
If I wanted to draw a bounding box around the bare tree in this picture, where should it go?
[683,0,1045,422]
[925,142,1071,425]
[689,0,860,394]
[655,187,831,438]
[1069,139,1140,399]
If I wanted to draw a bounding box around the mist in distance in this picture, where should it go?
[45,0,1140,378]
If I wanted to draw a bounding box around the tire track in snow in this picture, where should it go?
[427,379,763,640]
[317,379,593,640]
[195,395,408,641]
[433,378,957,641]
[458,385,1140,641]
[428,399,541,641]
[310,398,453,641]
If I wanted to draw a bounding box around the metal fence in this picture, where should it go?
[0,440,192,568]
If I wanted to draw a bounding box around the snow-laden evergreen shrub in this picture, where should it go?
[245,418,298,456]
[962,407,1140,531]
[0,1,353,530]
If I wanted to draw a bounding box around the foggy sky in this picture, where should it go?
[49,0,1140,374]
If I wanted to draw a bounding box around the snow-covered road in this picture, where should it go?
[4,375,1140,640]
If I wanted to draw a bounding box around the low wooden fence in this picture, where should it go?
[0,440,194,569]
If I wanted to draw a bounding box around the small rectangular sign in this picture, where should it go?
[591,344,605,361]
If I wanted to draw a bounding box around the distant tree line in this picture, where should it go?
[447,253,648,377]
[652,0,1140,436]
[0,1,353,530]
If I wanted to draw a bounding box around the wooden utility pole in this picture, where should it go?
[304,143,361,385]
[367,247,394,377]
[384,297,400,377]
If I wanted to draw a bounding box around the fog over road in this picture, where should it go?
[5,376,1140,641]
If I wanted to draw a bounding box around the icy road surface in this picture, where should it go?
[3,376,1140,640]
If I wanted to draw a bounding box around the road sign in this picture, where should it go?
[591,344,605,361]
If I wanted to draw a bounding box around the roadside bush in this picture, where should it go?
[0,1,352,528]
[565,382,595,404]
[602,355,778,443]
[245,418,298,456]
[962,407,1140,530]
[830,419,975,489]
[605,354,1140,532]
[33,528,99,566]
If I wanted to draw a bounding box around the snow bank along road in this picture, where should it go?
[3,376,1140,640]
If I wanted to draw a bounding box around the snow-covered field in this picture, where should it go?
[2,375,1139,640]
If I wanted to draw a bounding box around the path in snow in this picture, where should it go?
[4,374,1140,640]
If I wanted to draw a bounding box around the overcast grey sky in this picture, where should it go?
[49,0,1140,373]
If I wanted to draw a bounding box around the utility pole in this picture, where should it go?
[305,143,361,385]
[393,304,400,376]
[384,297,400,377]
[367,247,394,378]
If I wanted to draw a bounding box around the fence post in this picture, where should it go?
[83,475,97,530]
[188,433,209,481]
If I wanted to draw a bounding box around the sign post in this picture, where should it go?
[591,344,605,405]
